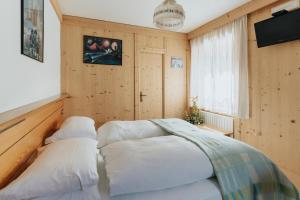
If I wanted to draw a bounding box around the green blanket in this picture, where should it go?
[151,119,299,200]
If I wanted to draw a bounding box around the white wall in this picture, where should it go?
[0,0,61,113]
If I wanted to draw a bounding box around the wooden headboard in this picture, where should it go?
[0,94,68,189]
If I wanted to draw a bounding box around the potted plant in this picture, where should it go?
[185,97,204,125]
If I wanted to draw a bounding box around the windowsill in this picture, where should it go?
[197,124,234,137]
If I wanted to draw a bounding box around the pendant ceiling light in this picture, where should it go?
[153,0,185,31]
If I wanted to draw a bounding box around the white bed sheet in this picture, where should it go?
[111,180,222,200]
[34,185,101,200]
[35,180,221,200]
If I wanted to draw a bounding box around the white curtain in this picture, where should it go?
[190,16,249,118]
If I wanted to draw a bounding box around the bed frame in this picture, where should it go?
[0,94,68,189]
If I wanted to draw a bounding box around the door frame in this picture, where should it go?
[134,34,166,120]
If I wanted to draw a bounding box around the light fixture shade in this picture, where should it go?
[153,0,185,31]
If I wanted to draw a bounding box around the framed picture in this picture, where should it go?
[83,35,122,66]
[21,0,44,62]
[171,57,183,69]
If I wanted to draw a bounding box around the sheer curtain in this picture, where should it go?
[190,16,249,118]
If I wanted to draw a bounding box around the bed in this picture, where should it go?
[95,119,299,200]
[0,99,298,200]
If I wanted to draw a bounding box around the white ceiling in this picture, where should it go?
[57,0,251,33]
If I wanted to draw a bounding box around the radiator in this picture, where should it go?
[201,111,234,133]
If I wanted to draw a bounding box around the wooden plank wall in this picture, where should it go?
[165,38,189,118]
[234,0,300,189]
[61,16,189,127]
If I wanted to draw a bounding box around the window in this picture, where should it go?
[190,16,249,118]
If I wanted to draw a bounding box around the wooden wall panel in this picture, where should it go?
[236,0,300,189]
[61,16,189,127]
[136,34,165,49]
[93,31,134,124]
[61,25,90,118]
[164,38,188,118]
[62,23,135,126]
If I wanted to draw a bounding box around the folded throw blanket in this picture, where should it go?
[151,119,299,200]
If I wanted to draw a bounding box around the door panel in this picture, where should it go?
[139,52,163,120]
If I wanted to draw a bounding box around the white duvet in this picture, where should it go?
[101,135,214,196]
[34,153,221,200]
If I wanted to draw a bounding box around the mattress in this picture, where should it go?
[35,154,222,200]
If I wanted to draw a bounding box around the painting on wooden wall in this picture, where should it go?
[83,35,122,66]
[171,57,183,69]
[21,0,44,62]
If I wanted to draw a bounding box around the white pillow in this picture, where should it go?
[0,138,99,200]
[45,116,97,144]
[97,120,167,147]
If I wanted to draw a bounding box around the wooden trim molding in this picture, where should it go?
[134,34,140,120]
[187,0,280,40]
[50,0,63,23]
[0,94,69,126]
[62,15,188,40]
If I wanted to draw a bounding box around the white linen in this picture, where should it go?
[35,185,102,200]
[97,120,167,147]
[45,116,97,144]
[35,179,222,200]
[0,138,99,200]
[34,154,221,200]
[112,179,222,200]
[101,135,214,196]
[190,15,249,118]
[34,179,221,200]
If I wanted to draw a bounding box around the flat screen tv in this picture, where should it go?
[254,8,300,48]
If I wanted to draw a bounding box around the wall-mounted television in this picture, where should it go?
[254,8,300,48]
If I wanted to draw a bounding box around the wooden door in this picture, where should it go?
[137,52,164,120]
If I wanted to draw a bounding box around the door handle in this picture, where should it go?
[140,92,147,102]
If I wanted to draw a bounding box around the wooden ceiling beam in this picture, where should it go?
[187,0,280,40]
[50,0,63,23]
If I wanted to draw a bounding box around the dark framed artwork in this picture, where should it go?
[21,0,44,62]
[171,57,183,69]
[83,35,122,66]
